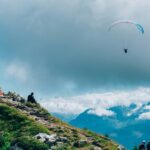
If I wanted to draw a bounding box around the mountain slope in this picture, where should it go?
[0,94,120,150]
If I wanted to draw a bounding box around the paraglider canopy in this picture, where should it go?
[108,20,144,34]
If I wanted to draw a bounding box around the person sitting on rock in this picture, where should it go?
[27,92,37,103]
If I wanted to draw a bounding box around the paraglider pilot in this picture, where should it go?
[124,49,128,53]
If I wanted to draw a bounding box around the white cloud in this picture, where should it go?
[5,62,29,83]
[127,104,142,116]
[40,98,85,115]
[138,112,150,120]
[40,87,150,115]
[143,105,150,110]
[109,132,118,138]
[133,131,143,138]
[88,108,115,117]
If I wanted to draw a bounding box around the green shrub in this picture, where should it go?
[15,136,49,150]
[0,133,11,150]
[0,104,49,137]
[133,146,138,150]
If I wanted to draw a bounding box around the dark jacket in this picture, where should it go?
[27,94,36,103]
[139,144,145,150]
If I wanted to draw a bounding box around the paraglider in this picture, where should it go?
[108,20,144,53]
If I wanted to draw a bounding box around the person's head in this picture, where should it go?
[31,92,34,96]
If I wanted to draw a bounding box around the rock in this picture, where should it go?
[87,136,94,141]
[94,146,102,150]
[6,91,25,103]
[92,141,102,147]
[35,133,69,148]
[10,143,23,150]
[29,110,38,116]
[35,133,57,144]
[73,142,80,148]
[48,123,58,130]
[57,136,68,143]
[57,142,64,148]
[74,140,88,148]
[79,140,88,146]
[50,146,57,150]
[16,95,25,103]
[118,145,126,150]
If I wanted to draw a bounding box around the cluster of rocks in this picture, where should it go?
[10,144,23,150]
[73,140,88,148]
[118,145,126,150]
[17,104,51,125]
[34,133,105,150]
[6,91,26,103]
[35,133,68,149]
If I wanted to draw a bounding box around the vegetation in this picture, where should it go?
[133,146,138,150]
[0,97,119,150]
[0,104,50,150]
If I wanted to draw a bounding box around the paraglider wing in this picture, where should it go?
[108,20,144,34]
[136,24,144,34]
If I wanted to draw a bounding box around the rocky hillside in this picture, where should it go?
[0,92,123,150]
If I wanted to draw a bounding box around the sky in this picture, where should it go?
[1,0,150,116]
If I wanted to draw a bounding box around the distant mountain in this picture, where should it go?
[70,103,150,149]
[70,108,115,133]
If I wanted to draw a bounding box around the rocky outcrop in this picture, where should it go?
[35,133,69,148]
[94,147,102,150]
[118,145,126,150]
[10,144,23,150]
[35,133,57,143]
[73,140,88,148]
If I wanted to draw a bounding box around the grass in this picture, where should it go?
[0,104,50,150]
[0,101,119,150]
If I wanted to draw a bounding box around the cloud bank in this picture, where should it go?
[40,87,150,117]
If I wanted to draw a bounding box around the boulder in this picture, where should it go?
[87,136,94,141]
[35,133,57,144]
[94,146,102,150]
[57,136,68,143]
[50,146,57,150]
[92,141,102,147]
[118,145,126,150]
[10,143,23,150]
[57,142,64,148]
[74,140,88,148]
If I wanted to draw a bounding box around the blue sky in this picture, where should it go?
[1,0,150,115]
